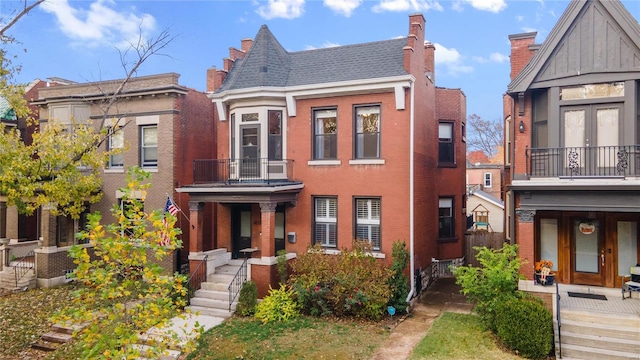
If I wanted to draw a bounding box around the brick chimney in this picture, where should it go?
[404,14,426,74]
[424,42,435,83]
[509,32,537,81]
[241,38,253,52]
[206,66,227,92]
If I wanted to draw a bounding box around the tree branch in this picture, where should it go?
[0,0,45,41]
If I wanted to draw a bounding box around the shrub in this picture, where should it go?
[494,297,553,359]
[289,240,392,320]
[254,284,299,324]
[387,241,409,314]
[276,249,288,284]
[453,243,525,330]
[235,280,258,316]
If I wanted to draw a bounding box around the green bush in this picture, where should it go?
[289,241,392,320]
[254,284,299,324]
[235,280,258,316]
[387,241,409,314]
[494,297,553,359]
[276,249,288,284]
[453,244,525,330]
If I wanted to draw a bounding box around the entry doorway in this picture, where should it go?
[571,218,606,286]
[231,205,252,259]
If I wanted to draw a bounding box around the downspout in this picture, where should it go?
[405,79,416,303]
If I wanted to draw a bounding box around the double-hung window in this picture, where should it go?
[438,122,454,164]
[314,197,337,247]
[313,109,337,160]
[355,105,380,158]
[484,173,492,188]
[107,127,124,168]
[438,197,455,239]
[140,125,158,168]
[355,198,381,250]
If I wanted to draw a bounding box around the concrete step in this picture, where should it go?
[51,322,86,335]
[214,264,241,276]
[189,296,236,311]
[200,281,229,292]
[561,309,640,328]
[193,289,228,302]
[186,305,234,319]
[207,273,234,284]
[560,331,640,353]
[41,331,73,344]
[228,259,247,266]
[561,319,640,341]
[560,343,640,360]
[31,340,61,352]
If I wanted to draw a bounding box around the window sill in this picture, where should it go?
[437,237,458,243]
[349,159,385,165]
[308,160,341,166]
[104,168,125,174]
[141,167,159,173]
[438,163,457,168]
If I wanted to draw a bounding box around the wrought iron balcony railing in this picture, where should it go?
[193,158,294,184]
[527,145,640,178]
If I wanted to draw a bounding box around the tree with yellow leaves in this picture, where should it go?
[52,167,200,359]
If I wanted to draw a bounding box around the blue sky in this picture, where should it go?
[4,0,640,122]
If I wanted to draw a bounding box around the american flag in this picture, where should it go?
[165,196,179,217]
[160,196,180,246]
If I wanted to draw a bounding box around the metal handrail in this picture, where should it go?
[527,145,640,178]
[14,250,35,288]
[228,257,248,311]
[556,281,562,359]
[187,254,208,304]
[193,158,294,184]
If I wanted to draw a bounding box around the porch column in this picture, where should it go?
[5,204,18,239]
[259,202,277,258]
[516,209,536,279]
[40,203,57,248]
[189,201,204,254]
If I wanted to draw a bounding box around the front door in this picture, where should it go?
[231,206,252,259]
[571,218,606,286]
[240,125,260,178]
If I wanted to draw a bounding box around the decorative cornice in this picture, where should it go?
[189,201,204,211]
[259,202,277,212]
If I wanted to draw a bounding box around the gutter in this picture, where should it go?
[406,79,416,303]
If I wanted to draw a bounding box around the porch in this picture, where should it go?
[521,281,640,360]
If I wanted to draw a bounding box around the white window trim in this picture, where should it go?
[140,125,158,168]
[314,197,337,248]
[308,160,342,166]
[484,172,492,188]
[356,198,381,251]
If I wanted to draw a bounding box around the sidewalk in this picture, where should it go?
[370,277,474,360]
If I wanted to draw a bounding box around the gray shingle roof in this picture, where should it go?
[216,25,409,93]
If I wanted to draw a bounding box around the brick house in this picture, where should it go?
[1,73,214,287]
[504,0,640,289]
[178,14,467,299]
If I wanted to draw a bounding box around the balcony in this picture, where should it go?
[527,145,640,178]
[193,159,295,184]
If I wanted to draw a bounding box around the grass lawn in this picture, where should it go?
[409,312,523,360]
[186,315,390,360]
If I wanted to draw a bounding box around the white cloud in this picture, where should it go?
[515,15,524,22]
[324,0,362,17]
[304,41,341,50]
[40,0,156,49]
[372,0,443,13]
[472,52,509,64]
[433,42,473,76]
[461,0,507,13]
[256,0,305,20]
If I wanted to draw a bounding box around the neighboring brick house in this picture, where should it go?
[178,14,467,298]
[504,0,640,289]
[466,160,502,200]
[1,73,215,287]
